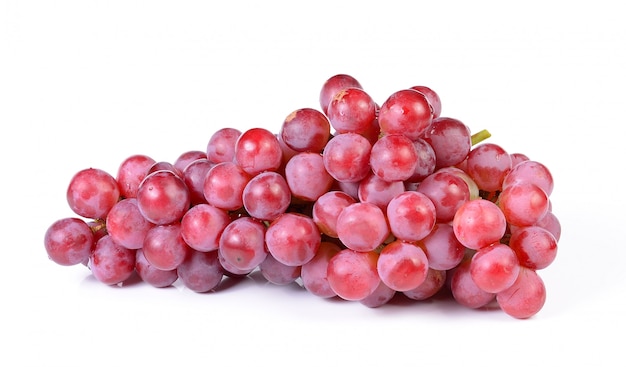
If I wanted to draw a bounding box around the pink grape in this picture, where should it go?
[176,249,224,293]
[142,223,191,271]
[180,203,230,252]
[386,191,436,242]
[312,190,356,238]
[419,223,465,271]
[206,127,241,164]
[116,154,156,199]
[284,152,334,202]
[174,150,207,174]
[148,161,182,177]
[377,240,429,292]
[357,172,405,211]
[450,259,496,309]
[300,241,341,298]
[265,213,321,267]
[406,138,436,183]
[203,161,251,211]
[234,127,283,176]
[44,217,95,266]
[323,132,372,183]
[498,183,549,227]
[135,249,178,288]
[508,226,558,270]
[410,85,442,119]
[496,267,546,319]
[259,253,301,285]
[466,143,512,192]
[326,87,377,134]
[378,88,433,141]
[503,160,554,196]
[327,249,381,301]
[360,281,396,308]
[336,202,390,252]
[242,171,291,221]
[280,108,331,153]
[89,235,136,286]
[423,117,472,169]
[470,243,521,293]
[403,268,447,301]
[416,169,470,223]
[66,168,121,220]
[370,134,419,182]
[319,73,363,115]
[453,199,507,250]
[136,170,190,225]
[534,211,561,241]
[106,198,154,250]
[182,158,213,206]
[510,152,531,167]
[218,217,267,273]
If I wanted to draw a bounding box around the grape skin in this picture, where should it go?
[66,168,121,220]
[265,213,321,267]
[44,217,95,266]
[378,88,433,141]
[386,191,436,242]
[377,240,429,292]
[136,170,191,225]
[106,198,154,250]
[336,202,390,252]
[322,132,372,183]
[453,199,507,250]
[206,127,241,164]
[327,249,381,301]
[89,235,136,286]
[116,154,156,199]
[496,267,546,319]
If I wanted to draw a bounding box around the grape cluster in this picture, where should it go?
[44,74,561,319]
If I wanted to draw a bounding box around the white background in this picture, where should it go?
[2,1,625,366]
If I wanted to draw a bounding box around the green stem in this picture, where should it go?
[471,129,491,146]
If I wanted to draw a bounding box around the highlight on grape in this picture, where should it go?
[44,74,560,319]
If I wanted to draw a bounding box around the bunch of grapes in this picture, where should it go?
[44,74,560,319]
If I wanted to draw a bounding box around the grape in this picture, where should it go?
[326,87,377,134]
[360,281,396,308]
[498,183,549,227]
[218,217,267,273]
[66,168,121,220]
[284,152,334,202]
[453,199,507,250]
[386,191,436,242]
[496,267,546,319]
[327,249,380,301]
[265,212,321,267]
[89,235,136,286]
[419,223,465,271]
[136,170,190,225]
[135,249,178,288]
[466,143,512,192]
[203,161,251,211]
[423,117,472,169]
[206,127,241,164]
[181,158,213,206]
[508,226,558,270]
[148,161,182,177]
[510,152,530,168]
[534,210,561,241]
[234,127,283,176]
[174,150,207,174]
[502,160,554,196]
[370,134,419,182]
[322,132,372,183]
[377,240,429,292]
[470,243,520,294]
[403,268,446,301]
[410,85,442,119]
[242,171,291,221]
[176,249,224,293]
[319,73,363,115]
[311,190,356,238]
[116,154,156,199]
[450,259,496,309]
[357,172,405,211]
[106,198,154,250]
[259,253,301,286]
[416,169,470,223]
[437,166,480,200]
[44,217,95,266]
[280,108,331,153]
[406,138,436,183]
[300,241,341,298]
[180,203,230,252]
[142,223,191,271]
[336,202,390,252]
[378,88,433,141]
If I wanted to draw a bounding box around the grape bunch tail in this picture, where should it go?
[44,74,561,319]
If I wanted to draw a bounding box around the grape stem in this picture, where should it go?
[471,129,491,146]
